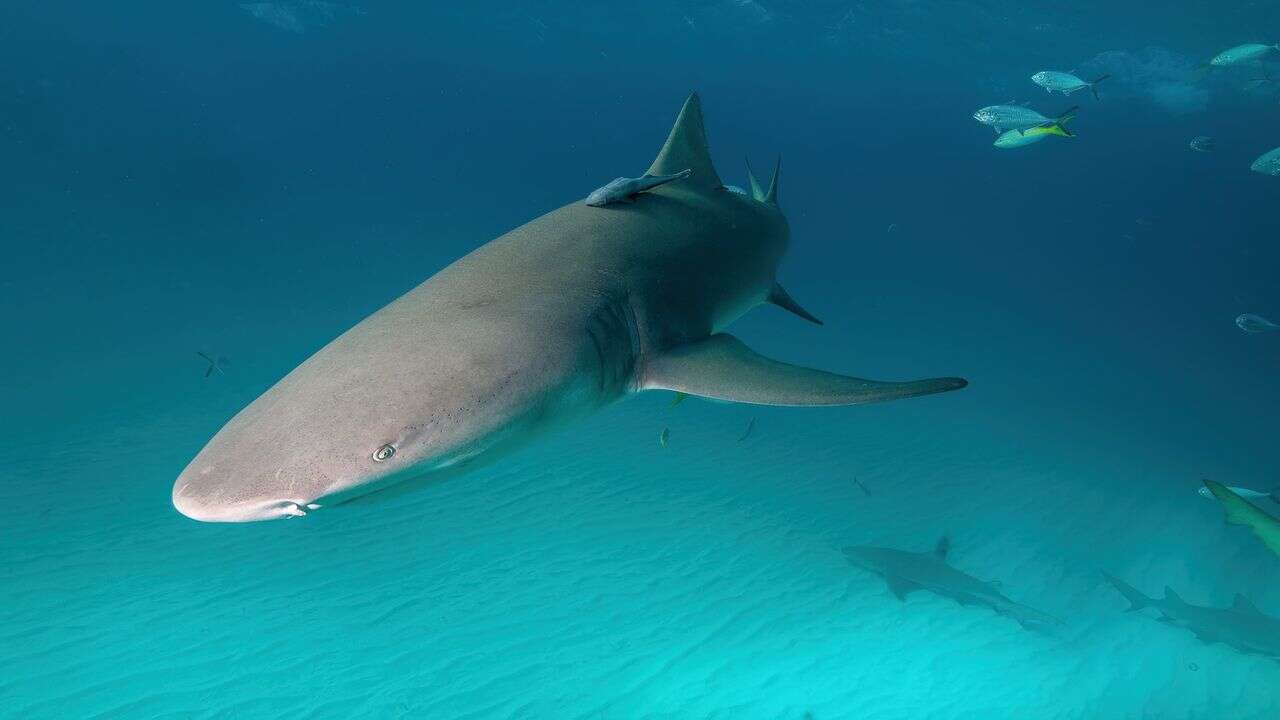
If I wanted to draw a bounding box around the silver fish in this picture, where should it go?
[1030,71,1111,100]
[1237,313,1279,333]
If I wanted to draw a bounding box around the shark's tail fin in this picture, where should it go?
[1090,75,1111,100]
[1103,572,1151,611]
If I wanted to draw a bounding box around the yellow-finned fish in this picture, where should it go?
[1203,479,1280,559]
[993,107,1077,149]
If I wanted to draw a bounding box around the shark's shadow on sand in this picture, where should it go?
[1104,573,1280,658]
[844,538,1061,630]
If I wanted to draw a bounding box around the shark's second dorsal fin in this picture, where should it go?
[934,537,951,561]
[1232,594,1263,615]
[647,93,722,191]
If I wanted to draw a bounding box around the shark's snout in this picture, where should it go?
[172,480,318,522]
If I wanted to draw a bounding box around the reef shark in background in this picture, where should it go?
[1103,573,1280,657]
[172,93,967,522]
[1203,479,1280,558]
[843,538,1061,629]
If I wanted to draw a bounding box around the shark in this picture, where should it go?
[1103,573,1280,657]
[1203,478,1280,559]
[171,93,968,523]
[843,538,1061,629]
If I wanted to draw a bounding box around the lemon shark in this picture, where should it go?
[172,93,968,523]
[1203,479,1280,559]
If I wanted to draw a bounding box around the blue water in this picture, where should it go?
[3,2,1280,718]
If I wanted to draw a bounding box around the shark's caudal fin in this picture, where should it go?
[641,333,967,406]
[647,93,722,190]
[1090,74,1111,100]
[1102,572,1151,611]
[768,283,822,325]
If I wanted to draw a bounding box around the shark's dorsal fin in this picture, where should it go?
[934,537,951,561]
[1232,593,1263,615]
[768,283,822,325]
[647,93,721,190]
[764,156,780,206]
[746,157,766,202]
[640,333,968,406]
[1164,586,1185,605]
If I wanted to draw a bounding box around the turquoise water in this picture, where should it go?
[3,2,1280,718]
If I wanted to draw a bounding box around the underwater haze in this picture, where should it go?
[3,1,1280,718]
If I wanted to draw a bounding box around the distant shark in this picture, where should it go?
[171,93,968,522]
[1203,479,1280,559]
[843,538,1061,629]
[1103,573,1280,657]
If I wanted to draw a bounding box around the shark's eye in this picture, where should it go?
[373,444,396,462]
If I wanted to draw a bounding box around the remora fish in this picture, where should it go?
[1031,71,1111,100]
[585,168,693,206]
[843,538,1061,629]
[1103,573,1280,657]
[171,94,968,522]
[973,104,1071,134]
[1210,43,1279,67]
[1203,479,1280,558]
[993,107,1076,149]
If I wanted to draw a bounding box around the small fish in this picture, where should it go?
[737,418,756,442]
[1236,313,1279,333]
[197,352,230,378]
[585,168,692,206]
[993,107,1077,149]
[886,223,898,233]
[1030,71,1111,100]
[973,104,1063,133]
[724,184,747,196]
[1189,136,1215,152]
[1249,147,1280,176]
[1198,484,1278,503]
[1209,43,1279,67]
[853,477,871,496]
[659,427,670,447]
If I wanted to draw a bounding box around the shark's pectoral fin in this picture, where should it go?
[886,576,920,601]
[768,283,823,325]
[641,334,967,407]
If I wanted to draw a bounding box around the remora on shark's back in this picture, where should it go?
[171,93,968,522]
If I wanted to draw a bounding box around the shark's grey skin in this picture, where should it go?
[172,94,967,523]
[1103,573,1280,657]
[585,169,693,206]
[843,539,1061,629]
